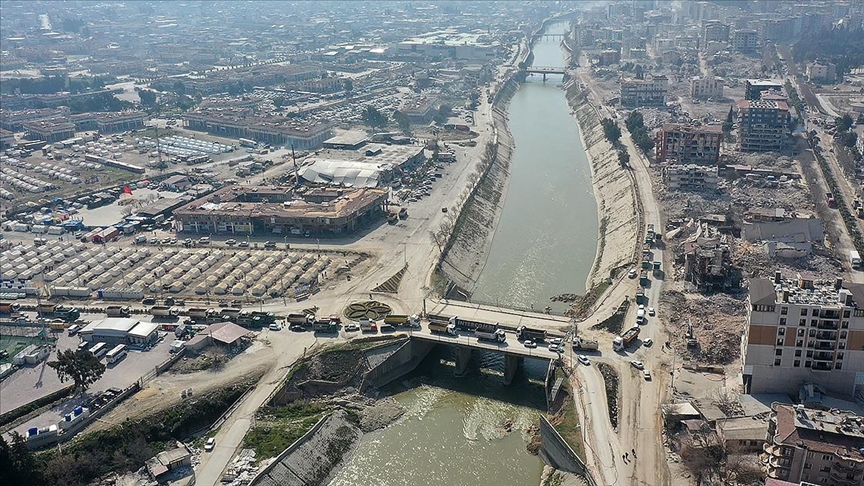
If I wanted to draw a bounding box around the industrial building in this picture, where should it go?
[620,75,668,107]
[737,100,791,152]
[656,124,722,166]
[760,404,864,484]
[79,318,160,346]
[299,143,425,188]
[173,184,389,236]
[743,272,864,399]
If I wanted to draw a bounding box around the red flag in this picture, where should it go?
[123,186,133,195]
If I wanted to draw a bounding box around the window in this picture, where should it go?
[805,361,811,368]
[835,362,842,369]
[795,350,801,357]
[840,331,847,339]
[796,340,804,347]
[806,351,813,358]
[799,318,806,326]
[781,306,788,315]
[854,309,864,317]
[839,342,846,349]
[778,328,785,335]
[807,452,814,458]
[838,352,844,360]
[774,358,782,366]
[777,339,784,346]
[801,308,808,316]
[822,455,832,461]
[797,328,805,336]
[809,329,816,337]
[775,349,783,356]
[780,317,787,325]
[843,310,850,318]
[794,360,800,367]
[810,319,818,326]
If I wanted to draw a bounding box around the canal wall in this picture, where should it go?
[439,75,518,295]
[361,338,436,389]
[538,415,597,486]
[565,83,639,293]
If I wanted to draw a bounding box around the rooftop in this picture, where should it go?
[773,404,864,459]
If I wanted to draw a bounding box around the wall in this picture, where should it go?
[361,338,436,389]
[538,415,597,486]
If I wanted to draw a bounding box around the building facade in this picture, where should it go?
[760,404,864,485]
[662,164,719,191]
[656,124,722,165]
[730,30,758,52]
[746,79,784,101]
[807,61,837,84]
[690,76,723,99]
[743,273,864,399]
[702,20,729,46]
[737,100,791,152]
[620,75,668,107]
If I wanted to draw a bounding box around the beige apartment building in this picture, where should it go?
[742,272,864,399]
[690,76,723,99]
[760,404,863,485]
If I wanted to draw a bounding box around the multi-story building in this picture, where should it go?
[737,100,791,152]
[656,124,722,165]
[661,164,718,192]
[760,404,864,485]
[730,29,758,52]
[95,111,146,134]
[22,118,75,143]
[746,79,784,101]
[620,75,668,107]
[807,60,837,84]
[702,20,729,46]
[182,108,333,150]
[0,107,71,131]
[690,76,724,99]
[743,272,864,398]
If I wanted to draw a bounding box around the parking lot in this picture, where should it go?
[1,314,173,420]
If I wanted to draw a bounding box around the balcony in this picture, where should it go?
[815,331,837,340]
[813,341,836,350]
[833,461,864,473]
[768,455,791,469]
[817,320,838,330]
[818,309,841,319]
[830,472,861,485]
[813,353,835,361]
[812,362,833,371]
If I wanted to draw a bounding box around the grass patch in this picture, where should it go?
[243,401,329,460]
[552,368,585,462]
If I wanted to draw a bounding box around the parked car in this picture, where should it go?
[238,241,249,247]
[643,370,652,381]
[548,343,560,352]
[630,360,644,370]
[549,337,564,346]
[648,307,655,316]
[643,338,654,347]
[268,323,281,331]
[345,323,360,332]
[628,268,637,278]
[577,355,590,365]
[204,438,216,451]
[523,339,537,348]
[226,239,237,246]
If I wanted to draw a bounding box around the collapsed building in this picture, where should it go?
[680,225,740,292]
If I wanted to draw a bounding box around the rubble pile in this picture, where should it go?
[661,289,746,365]
[221,449,259,486]
[733,239,841,279]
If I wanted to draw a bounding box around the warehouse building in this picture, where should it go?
[79,318,160,346]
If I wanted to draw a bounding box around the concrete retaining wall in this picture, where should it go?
[538,415,596,486]
[362,338,436,389]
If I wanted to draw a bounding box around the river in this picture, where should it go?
[472,20,597,314]
[331,21,589,486]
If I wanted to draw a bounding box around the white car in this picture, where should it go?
[204,438,216,451]
[345,323,360,332]
[628,268,637,278]
[523,339,537,348]
[643,370,652,380]
[630,360,645,370]
[268,323,281,331]
[549,337,564,346]
[643,338,654,347]
[577,355,590,366]
[548,343,560,352]
[648,307,655,316]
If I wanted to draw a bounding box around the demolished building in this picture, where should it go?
[681,226,740,292]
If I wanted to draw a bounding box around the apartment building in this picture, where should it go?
[737,100,791,152]
[656,124,722,165]
[702,20,729,46]
[742,273,864,399]
[730,29,758,52]
[22,118,76,143]
[807,60,837,84]
[620,75,668,107]
[182,108,333,150]
[690,76,724,99]
[760,404,863,485]
[661,164,718,192]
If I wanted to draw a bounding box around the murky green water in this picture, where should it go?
[472,21,598,313]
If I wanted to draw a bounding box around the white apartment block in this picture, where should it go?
[743,272,864,400]
[620,75,668,107]
[690,76,723,99]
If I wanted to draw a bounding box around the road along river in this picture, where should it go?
[471,21,598,314]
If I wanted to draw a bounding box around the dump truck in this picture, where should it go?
[429,321,457,335]
[150,306,179,317]
[312,319,338,333]
[475,323,506,343]
[573,337,599,351]
[37,304,81,322]
[0,302,22,314]
[516,325,547,342]
[613,326,640,351]
[105,305,131,317]
[236,311,275,328]
[287,313,314,326]
[383,314,421,328]
[448,316,486,332]
[635,287,647,305]
[639,270,649,286]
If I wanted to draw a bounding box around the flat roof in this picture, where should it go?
[83,318,140,333]
[128,321,160,338]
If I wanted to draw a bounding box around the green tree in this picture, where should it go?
[618,149,630,167]
[600,118,621,145]
[272,96,285,108]
[48,348,106,392]
[362,106,388,129]
[343,78,353,93]
[634,64,644,79]
[0,432,41,486]
[835,114,854,132]
[135,87,157,107]
[393,110,411,134]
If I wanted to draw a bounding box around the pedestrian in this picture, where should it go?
[632,448,636,458]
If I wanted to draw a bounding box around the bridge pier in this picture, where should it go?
[542,73,547,82]
[454,346,472,376]
[503,354,521,385]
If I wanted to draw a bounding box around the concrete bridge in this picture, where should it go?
[523,66,567,81]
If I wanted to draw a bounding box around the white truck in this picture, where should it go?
[851,250,861,269]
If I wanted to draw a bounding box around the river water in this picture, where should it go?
[331,21,589,486]
[472,20,598,314]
